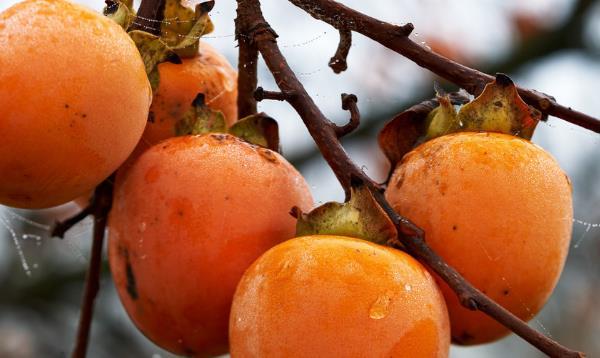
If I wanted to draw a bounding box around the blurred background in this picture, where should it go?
[0,0,599,357]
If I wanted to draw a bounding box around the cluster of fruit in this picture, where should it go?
[0,1,573,357]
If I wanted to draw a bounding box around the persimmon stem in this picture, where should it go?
[236,1,586,357]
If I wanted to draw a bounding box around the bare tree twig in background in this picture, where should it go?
[287,0,600,134]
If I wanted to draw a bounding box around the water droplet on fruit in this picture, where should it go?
[405,284,412,292]
[369,291,393,319]
[139,221,147,232]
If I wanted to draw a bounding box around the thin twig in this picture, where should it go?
[236,1,585,356]
[254,87,296,101]
[288,0,600,133]
[52,206,92,239]
[71,177,114,358]
[335,93,359,137]
[329,29,351,73]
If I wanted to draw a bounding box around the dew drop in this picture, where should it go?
[405,284,412,292]
[139,221,147,233]
[369,291,393,319]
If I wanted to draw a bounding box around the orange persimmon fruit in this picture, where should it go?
[385,132,573,344]
[229,235,451,357]
[108,133,313,356]
[0,0,151,208]
[140,42,238,151]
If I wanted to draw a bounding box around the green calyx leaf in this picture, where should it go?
[456,74,541,139]
[175,93,226,136]
[129,30,181,92]
[426,74,541,140]
[424,94,461,140]
[229,113,280,152]
[161,0,215,58]
[103,0,135,30]
[294,182,397,246]
[174,95,282,151]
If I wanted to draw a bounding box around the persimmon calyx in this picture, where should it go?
[175,95,281,152]
[106,1,215,93]
[379,74,541,175]
[103,0,135,30]
[293,182,397,246]
[230,114,281,152]
[175,93,227,136]
[161,0,215,58]
[427,74,541,140]
[128,31,182,92]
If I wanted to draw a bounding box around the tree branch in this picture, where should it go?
[236,1,585,356]
[235,12,259,117]
[71,177,114,358]
[287,0,600,134]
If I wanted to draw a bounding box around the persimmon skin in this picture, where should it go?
[0,0,151,208]
[385,132,573,344]
[108,134,313,356]
[139,42,238,151]
[230,235,451,358]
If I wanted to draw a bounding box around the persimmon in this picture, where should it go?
[139,42,238,151]
[229,235,451,358]
[385,132,573,344]
[0,0,151,209]
[108,133,313,356]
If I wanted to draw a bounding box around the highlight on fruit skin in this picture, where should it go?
[140,42,238,151]
[108,133,313,356]
[385,131,573,344]
[229,235,451,358]
[0,0,151,209]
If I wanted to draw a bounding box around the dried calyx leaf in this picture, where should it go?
[378,98,440,170]
[229,113,281,152]
[104,0,135,30]
[161,0,215,58]
[379,74,541,172]
[175,93,226,136]
[129,30,182,91]
[175,94,282,151]
[294,180,397,246]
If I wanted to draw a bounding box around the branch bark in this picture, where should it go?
[235,11,259,117]
[130,0,166,35]
[236,0,586,356]
[287,0,600,134]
